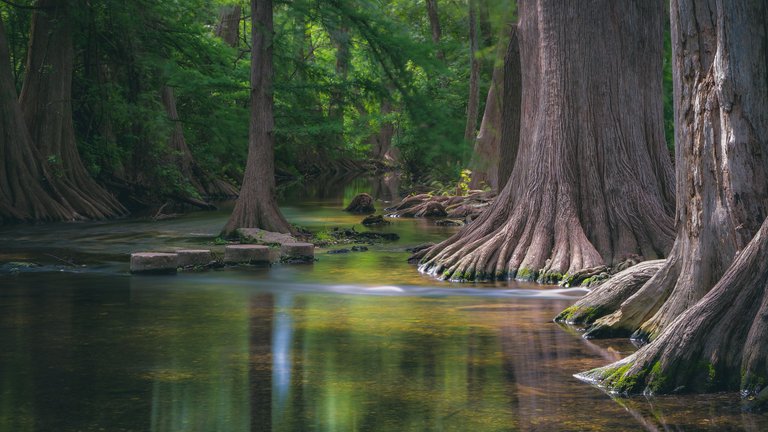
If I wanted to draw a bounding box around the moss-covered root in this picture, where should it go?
[575,356,673,396]
[554,259,665,326]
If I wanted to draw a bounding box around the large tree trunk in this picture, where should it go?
[222,0,293,236]
[581,0,768,342]
[425,0,444,61]
[418,0,675,283]
[215,5,241,47]
[463,0,481,147]
[19,0,126,220]
[0,14,78,223]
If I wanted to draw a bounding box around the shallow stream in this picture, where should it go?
[1,176,766,431]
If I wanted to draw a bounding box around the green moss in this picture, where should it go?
[555,305,579,322]
[515,267,537,281]
[537,271,564,284]
[603,363,646,394]
[646,361,668,393]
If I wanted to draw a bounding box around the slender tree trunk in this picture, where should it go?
[425,0,444,61]
[19,0,125,220]
[581,0,768,342]
[222,0,292,236]
[463,0,481,146]
[418,0,674,283]
[160,86,238,199]
[215,5,241,47]
[328,21,350,148]
[0,14,78,223]
[468,23,517,191]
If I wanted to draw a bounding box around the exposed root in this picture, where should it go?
[386,191,494,220]
[578,220,768,402]
[555,259,665,326]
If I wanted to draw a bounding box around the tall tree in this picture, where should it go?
[425,0,444,61]
[215,5,241,47]
[0,13,78,223]
[222,0,293,236]
[418,0,675,283]
[579,0,768,398]
[19,0,125,220]
[468,23,519,191]
[569,0,768,349]
[463,0,481,147]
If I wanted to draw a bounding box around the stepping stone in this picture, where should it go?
[224,245,270,264]
[237,228,297,245]
[130,253,178,274]
[280,242,314,259]
[176,249,213,267]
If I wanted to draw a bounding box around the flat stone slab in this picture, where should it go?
[131,253,178,274]
[280,242,314,258]
[224,244,270,264]
[176,249,213,267]
[237,228,297,245]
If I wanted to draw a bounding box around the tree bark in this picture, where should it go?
[19,0,126,220]
[222,0,293,236]
[418,0,674,283]
[0,14,78,223]
[495,24,521,190]
[328,21,350,148]
[463,0,481,147]
[160,86,238,199]
[215,5,241,47]
[583,0,768,342]
[371,97,398,163]
[468,23,518,191]
[425,0,444,61]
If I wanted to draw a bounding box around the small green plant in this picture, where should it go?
[213,237,228,245]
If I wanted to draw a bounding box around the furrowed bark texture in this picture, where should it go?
[580,217,768,400]
[161,86,238,198]
[0,15,78,223]
[468,25,509,191]
[554,260,665,326]
[419,0,674,283]
[495,24,521,189]
[584,0,768,341]
[222,0,292,236]
[215,5,241,47]
[19,0,126,220]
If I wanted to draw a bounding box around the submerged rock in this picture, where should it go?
[327,249,351,254]
[361,214,389,226]
[351,246,368,252]
[344,193,375,213]
[435,219,464,227]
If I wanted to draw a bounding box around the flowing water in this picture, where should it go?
[1,175,767,431]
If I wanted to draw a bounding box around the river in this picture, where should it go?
[0,175,766,431]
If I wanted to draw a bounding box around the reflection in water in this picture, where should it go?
[2,176,768,431]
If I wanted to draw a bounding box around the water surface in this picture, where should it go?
[1,176,766,431]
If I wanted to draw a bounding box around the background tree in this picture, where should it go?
[418,0,675,283]
[19,0,126,219]
[0,13,79,222]
[222,0,292,236]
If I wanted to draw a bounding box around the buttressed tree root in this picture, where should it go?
[418,0,675,284]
